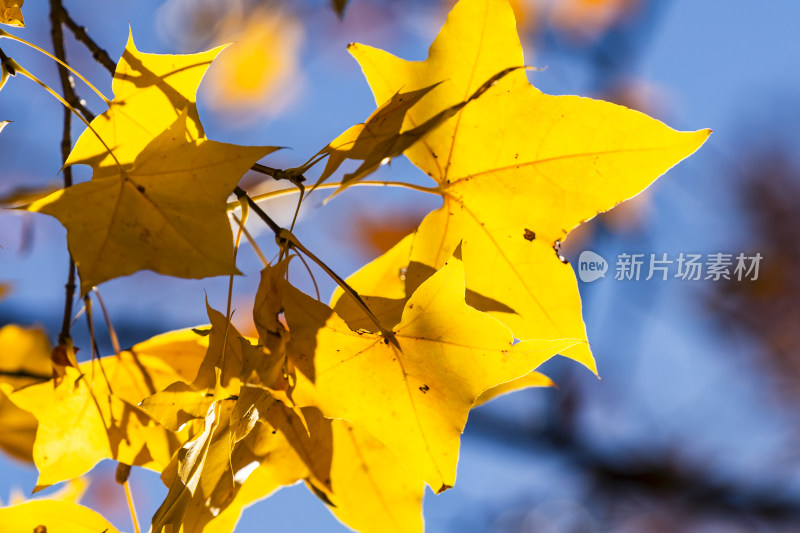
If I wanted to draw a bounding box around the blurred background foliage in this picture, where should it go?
[2,0,800,531]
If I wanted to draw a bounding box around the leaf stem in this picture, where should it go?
[0,28,111,105]
[231,213,268,267]
[227,180,440,212]
[83,294,113,393]
[92,288,121,357]
[233,186,397,345]
[123,479,141,533]
[9,59,122,169]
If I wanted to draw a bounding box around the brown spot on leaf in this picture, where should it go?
[419,384,430,393]
[523,229,536,241]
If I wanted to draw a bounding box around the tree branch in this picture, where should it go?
[233,185,397,343]
[48,0,82,345]
[468,387,800,525]
[52,2,116,75]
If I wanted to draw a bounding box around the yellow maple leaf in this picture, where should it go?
[286,257,579,492]
[332,233,558,405]
[314,83,443,186]
[7,347,201,490]
[147,383,306,533]
[177,389,323,532]
[0,500,120,533]
[308,418,425,533]
[128,326,210,383]
[314,66,522,193]
[151,401,223,533]
[179,466,282,533]
[251,259,291,387]
[6,477,88,506]
[140,307,297,532]
[474,370,555,406]
[178,401,321,532]
[0,0,23,27]
[347,0,710,373]
[66,31,222,173]
[29,111,276,294]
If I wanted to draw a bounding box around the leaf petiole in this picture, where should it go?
[0,28,111,104]
[234,186,399,346]
[226,179,440,212]
[9,58,123,169]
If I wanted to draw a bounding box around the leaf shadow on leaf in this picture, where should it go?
[313,83,442,187]
[117,48,209,135]
[333,259,518,334]
[405,260,518,315]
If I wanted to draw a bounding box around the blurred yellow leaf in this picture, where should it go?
[7,477,88,506]
[29,111,275,294]
[0,0,24,27]
[349,0,709,373]
[286,257,579,492]
[549,0,640,41]
[205,9,303,119]
[0,324,52,389]
[0,392,37,462]
[0,183,61,208]
[0,500,120,533]
[0,324,51,463]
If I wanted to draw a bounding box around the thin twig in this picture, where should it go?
[231,213,268,267]
[92,287,121,357]
[58,260,77,346]
[49,2,97,121]
[83,294,113,393]
[296,251,321,301]
[53,2,116,74]
[233,186,397,344]
[49,0,82,346]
